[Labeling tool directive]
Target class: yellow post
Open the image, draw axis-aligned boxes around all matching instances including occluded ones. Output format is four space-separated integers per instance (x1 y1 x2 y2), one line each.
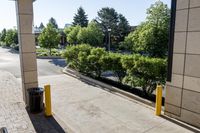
155 85 162 116
44 84 52 116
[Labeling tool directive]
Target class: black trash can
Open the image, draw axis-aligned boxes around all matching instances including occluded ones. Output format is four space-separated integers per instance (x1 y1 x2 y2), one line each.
28 87 44 113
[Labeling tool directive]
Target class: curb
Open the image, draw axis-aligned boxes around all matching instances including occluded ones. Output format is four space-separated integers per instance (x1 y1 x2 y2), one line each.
63 67 155 107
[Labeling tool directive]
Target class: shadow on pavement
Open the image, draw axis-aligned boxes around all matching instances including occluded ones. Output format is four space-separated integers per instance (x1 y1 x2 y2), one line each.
8 48 19 54
160 115 200 133
27 110 66 133
49 59 66 68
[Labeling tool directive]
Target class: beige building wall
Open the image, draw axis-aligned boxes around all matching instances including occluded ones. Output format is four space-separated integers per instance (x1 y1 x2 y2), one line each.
165 0 200 128
15 0 38 105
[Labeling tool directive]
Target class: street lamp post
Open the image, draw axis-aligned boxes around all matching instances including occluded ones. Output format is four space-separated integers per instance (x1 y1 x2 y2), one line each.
108 28 111 51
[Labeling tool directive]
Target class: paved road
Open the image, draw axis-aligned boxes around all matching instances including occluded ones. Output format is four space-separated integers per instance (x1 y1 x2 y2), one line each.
0 47 66 78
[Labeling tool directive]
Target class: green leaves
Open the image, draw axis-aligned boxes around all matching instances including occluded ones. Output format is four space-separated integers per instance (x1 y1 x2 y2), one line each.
97 7 130 47
2 29 18 47
73 7 88 27
63 44 167 95
49 17 58 29
66 25 81 44
121 55 167 95
38 23 60 55
122 1 170 58
64 21 104 46
77 21 104 46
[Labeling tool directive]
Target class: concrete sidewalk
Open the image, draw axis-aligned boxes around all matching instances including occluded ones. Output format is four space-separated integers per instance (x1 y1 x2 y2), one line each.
39 74 199 133
0 71 68 133
0 70 35 132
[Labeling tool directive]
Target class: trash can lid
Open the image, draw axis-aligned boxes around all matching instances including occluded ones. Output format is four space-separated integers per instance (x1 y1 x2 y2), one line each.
28 87 44 95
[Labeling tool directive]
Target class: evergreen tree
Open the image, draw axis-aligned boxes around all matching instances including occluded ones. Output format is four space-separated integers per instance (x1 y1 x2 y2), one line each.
73 7 88 27
97 7 130 48
39 22 45 29
117 14 131 42
49 17 58 29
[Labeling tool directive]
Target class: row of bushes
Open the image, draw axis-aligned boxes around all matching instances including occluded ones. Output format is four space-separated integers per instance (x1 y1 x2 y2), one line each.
36 48 62 57
63 44 167 95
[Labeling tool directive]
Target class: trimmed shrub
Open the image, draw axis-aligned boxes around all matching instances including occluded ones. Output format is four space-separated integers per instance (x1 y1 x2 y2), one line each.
62 44 92 72
87 47 107 77
63 44 167 95
101 53 126 83
36 48 62 56
121 55 166 95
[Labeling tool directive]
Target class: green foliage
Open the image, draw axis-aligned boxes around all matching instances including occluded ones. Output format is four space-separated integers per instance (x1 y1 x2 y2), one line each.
4 29 18 47
63 44 92 72
77 21 104 47
122 1 170 58
117 14 131 42
49 17 58 29
73 7 88 27
38 23 60 55
63 44 167 95
87 48 107 77
66 25 81 44
97 7 130 47
0 29 6 43
121 55 166 95
39 22 45 29
36 48 62 56
101 53 126 82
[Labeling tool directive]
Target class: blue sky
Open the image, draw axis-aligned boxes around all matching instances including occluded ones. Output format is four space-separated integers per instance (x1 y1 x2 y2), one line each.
0 0 171 30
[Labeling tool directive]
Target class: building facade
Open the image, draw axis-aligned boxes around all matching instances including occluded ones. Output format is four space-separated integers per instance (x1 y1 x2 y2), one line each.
165 0 200 128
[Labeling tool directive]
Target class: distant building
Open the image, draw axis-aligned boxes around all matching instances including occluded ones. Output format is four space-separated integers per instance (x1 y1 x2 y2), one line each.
64 23 72 28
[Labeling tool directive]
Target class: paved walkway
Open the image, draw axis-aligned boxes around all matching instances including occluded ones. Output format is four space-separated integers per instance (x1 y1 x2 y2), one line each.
39 74 199 133
0 71 68 133
0 70 35 132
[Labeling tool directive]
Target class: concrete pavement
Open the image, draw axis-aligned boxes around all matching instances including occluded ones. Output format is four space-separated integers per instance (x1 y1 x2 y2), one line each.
0 70 71 133
0 70 35 132
0 47 65 78
39 74 199 133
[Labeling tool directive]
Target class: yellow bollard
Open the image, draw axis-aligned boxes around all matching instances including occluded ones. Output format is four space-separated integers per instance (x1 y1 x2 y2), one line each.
44 84 52 117
155 85 162 116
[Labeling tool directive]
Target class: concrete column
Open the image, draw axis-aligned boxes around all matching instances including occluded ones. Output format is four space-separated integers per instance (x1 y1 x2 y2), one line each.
15 0 38 105
165 0 200 128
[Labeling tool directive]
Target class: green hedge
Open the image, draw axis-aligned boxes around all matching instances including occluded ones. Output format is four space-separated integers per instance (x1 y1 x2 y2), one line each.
63 44 167 95
36 48 62 57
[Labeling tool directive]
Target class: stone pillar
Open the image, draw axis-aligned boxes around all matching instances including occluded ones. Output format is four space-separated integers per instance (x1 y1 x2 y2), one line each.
15 0 38 105
165 0 200 128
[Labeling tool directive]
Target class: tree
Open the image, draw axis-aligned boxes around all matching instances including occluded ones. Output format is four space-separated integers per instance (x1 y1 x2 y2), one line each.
123 1 170 58
49 17 58 29
77 21 104 46
97 7 118 43
0 29 7 43
39 22 45 29
38 23 60 55
96 7 130 48
73 7 88 27
66 25 81 44
117 14 131 42
4 29 18 47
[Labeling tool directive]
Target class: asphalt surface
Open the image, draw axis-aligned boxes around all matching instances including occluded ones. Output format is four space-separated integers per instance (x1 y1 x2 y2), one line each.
0 47 66 78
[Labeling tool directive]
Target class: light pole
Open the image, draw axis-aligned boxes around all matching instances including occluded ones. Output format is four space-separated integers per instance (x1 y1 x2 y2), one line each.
108 28 111 51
